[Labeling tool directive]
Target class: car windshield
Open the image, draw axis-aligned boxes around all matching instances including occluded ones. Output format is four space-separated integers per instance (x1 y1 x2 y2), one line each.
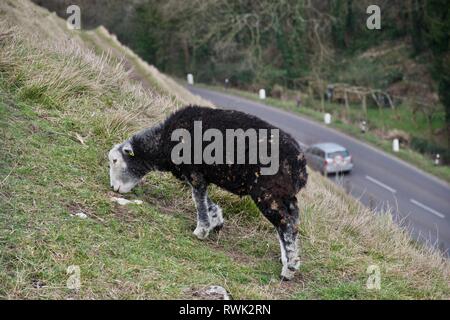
327 150 349 158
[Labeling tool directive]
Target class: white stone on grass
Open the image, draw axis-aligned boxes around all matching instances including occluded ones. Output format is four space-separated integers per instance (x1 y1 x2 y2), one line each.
110 197 143 206
72 212 88 219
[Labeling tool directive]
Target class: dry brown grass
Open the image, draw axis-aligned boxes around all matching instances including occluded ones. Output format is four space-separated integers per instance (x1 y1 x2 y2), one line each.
0 0 168 145
300 171 450 297
91 26 213 107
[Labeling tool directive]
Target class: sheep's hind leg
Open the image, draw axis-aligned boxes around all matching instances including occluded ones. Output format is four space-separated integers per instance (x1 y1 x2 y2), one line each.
277 217 300 280
207 197 224 231
253 195 301 280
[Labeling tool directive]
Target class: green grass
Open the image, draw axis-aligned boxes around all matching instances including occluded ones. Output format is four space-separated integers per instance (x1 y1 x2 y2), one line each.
0 0 449 300
196 83 450 184
0 92 280 299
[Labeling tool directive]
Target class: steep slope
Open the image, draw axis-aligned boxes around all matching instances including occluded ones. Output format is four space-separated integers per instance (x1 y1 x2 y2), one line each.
0 0 449 299
81 26 212 108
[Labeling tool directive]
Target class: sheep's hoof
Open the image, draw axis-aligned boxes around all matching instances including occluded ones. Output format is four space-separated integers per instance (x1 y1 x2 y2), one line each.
280 268 295 281
281 260 300 281
280 275 293 282
213 223 224 232
193 226 210 240
290 259 301 271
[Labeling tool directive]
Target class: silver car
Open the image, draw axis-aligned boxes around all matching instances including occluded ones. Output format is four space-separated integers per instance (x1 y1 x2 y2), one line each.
305 143 353 175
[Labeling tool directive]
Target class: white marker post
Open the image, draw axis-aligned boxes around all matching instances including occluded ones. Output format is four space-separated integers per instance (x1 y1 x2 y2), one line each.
187 74 194 85
435 154 440 166
259 89 266 100
324 113 331 125
392 139 399 152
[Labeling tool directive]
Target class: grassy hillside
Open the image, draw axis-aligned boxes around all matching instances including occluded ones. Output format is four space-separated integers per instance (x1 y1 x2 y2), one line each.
80 26 213 108
0 0 449 299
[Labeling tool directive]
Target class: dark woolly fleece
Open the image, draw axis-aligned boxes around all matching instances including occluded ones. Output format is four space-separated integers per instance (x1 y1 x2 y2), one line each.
120 105 307 227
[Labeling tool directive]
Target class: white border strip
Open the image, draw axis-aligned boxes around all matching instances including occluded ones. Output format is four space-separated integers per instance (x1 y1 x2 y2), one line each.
365 175 397 193
410 199 445 219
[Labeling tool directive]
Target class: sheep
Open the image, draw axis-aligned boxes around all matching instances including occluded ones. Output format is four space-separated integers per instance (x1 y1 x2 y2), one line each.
108 105 308 280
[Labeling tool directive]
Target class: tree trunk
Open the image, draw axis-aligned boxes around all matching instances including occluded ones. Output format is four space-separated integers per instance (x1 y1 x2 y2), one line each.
361 94 367 116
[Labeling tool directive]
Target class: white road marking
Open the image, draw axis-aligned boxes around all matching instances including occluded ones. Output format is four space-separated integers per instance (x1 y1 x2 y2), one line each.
410 199 445 219
365 175 397 193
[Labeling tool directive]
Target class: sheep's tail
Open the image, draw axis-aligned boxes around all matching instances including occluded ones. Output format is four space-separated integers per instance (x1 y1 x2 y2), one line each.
292 153 308 193
288 137 308 193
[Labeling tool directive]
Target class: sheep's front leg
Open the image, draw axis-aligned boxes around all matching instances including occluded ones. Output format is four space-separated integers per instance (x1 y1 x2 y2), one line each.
207 197 224 231
191 184 211 240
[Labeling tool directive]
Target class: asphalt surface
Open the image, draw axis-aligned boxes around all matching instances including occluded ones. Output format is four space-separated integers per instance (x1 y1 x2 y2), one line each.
187 86 450 254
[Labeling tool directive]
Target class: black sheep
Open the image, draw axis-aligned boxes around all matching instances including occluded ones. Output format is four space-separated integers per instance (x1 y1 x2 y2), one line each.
108 105 308 280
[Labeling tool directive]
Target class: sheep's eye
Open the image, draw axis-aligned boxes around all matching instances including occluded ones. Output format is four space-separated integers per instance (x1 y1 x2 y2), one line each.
113 159 117 164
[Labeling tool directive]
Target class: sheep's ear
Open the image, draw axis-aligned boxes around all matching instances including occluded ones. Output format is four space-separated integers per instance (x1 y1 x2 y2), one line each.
122 141 134 157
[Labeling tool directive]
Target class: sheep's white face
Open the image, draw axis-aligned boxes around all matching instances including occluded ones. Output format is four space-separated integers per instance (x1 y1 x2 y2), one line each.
108 143 140 193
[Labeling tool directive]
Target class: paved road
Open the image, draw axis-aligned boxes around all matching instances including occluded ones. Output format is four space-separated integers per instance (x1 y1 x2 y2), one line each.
188 86 450 254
